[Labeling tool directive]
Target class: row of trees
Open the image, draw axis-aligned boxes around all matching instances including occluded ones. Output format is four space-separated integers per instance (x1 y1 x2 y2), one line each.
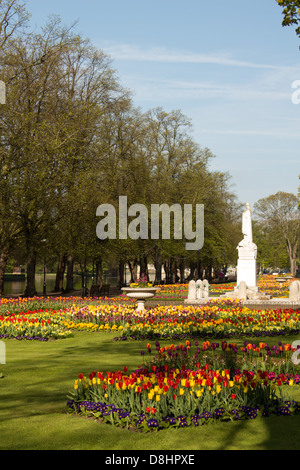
0 1 299 296
253 192 300 276
0 1 243 296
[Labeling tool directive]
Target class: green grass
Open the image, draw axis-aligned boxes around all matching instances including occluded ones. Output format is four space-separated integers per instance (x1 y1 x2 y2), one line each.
1 331 300 450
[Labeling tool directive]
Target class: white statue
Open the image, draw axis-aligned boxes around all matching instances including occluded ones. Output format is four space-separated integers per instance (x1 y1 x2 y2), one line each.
242 203 252 243
236 203 257 290
238 203 257 254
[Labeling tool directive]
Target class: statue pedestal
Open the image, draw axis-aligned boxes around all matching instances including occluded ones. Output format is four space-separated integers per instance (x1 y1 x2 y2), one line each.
236 241 258 291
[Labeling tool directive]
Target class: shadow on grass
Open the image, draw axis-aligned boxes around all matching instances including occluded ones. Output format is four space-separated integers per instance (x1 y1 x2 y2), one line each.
0 332 146 426
2 331 300 450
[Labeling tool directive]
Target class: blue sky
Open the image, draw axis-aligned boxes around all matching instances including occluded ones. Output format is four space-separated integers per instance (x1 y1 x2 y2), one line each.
26 0 300 209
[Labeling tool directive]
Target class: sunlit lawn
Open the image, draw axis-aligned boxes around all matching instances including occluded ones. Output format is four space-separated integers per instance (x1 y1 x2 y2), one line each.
1 330 300 450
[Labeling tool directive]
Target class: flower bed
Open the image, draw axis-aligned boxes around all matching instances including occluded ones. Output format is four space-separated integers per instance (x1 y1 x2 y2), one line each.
2 298 300 341
110 303 300 341
144 339 300 378
2 294 300 432
67 339 300 431
0 308 73 340
209 275 295 297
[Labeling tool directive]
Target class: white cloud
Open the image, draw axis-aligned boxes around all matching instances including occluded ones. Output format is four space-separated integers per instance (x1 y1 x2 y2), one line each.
102 43 300 104
121 75 291 102
103 43 289 70
199 128 300 138
102 43 300 142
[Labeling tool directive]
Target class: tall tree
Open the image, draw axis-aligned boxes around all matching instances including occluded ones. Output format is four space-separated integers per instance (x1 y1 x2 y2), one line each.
0 0 29 49
0 0 30 293
0 16 126 295
276 0 300 37
254 192 300 275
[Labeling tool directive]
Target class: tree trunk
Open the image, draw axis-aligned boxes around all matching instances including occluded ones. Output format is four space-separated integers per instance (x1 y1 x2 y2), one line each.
154 246 162 283
290 248 297 277
155 260 162 283
291 258 297 276
127 260 137 283
187 261 196 281
65 255 74 292
24 252 37 297
172 261 177 283
117 261 124 288
286 238 298 276
164 259 173 284
54 255 67 292
139 255 148 280
0 250 9 295
96 258 104 287
179 259 185 283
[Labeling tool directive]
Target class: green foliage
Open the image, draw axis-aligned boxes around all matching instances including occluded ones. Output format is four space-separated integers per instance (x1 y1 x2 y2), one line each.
276 0 300 37
0 6 241 293
254 192 300 274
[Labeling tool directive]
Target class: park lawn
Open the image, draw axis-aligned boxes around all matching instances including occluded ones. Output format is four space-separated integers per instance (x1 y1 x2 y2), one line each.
1 330 300 450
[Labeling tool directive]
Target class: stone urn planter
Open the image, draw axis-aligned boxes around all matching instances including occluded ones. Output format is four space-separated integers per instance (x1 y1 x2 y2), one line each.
121 287 160 311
